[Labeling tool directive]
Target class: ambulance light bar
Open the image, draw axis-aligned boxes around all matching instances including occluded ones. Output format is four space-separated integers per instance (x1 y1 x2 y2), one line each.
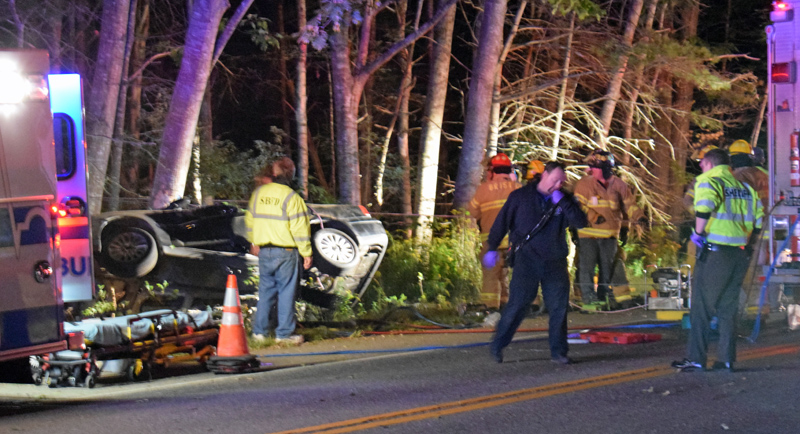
772 1 794 22
0 60 48 104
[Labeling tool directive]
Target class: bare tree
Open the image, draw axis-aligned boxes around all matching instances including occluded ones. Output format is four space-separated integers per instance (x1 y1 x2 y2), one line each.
86 0 132 214
452 0 507 209
149 0 255 209
415 0 456 244
313 0 458 205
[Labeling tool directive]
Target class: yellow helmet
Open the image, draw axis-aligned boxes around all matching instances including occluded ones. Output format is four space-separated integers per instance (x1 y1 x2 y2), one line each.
729 140 752 155
691 144 718 160
526 160 545 179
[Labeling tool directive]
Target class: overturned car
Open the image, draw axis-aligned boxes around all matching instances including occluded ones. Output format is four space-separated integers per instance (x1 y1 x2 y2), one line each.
91 203 389 309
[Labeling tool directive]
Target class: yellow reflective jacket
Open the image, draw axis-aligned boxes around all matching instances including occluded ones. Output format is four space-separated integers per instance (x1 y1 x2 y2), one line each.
467 174 521 247
573 174 643 238
245 182 312 257
694 164 763 246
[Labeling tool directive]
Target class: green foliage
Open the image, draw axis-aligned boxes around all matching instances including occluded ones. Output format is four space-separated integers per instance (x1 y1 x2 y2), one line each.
547 0 604 21
199 137 285 200
81 286 117 318
623 225 682 281
367 216 481 306
239 14 280 52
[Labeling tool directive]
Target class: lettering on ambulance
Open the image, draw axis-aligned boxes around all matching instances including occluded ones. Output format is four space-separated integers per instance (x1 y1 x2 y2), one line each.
61 256 89 276
58 221 89 276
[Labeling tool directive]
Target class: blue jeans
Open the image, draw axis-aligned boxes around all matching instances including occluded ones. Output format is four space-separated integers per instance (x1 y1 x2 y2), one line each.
253 247 300 339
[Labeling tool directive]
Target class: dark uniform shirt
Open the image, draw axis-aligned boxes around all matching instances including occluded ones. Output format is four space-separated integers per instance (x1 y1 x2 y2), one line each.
487 181 588 261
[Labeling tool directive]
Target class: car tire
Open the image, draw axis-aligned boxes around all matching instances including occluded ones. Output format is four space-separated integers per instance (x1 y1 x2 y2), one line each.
100 225 158 278
312 228 359 276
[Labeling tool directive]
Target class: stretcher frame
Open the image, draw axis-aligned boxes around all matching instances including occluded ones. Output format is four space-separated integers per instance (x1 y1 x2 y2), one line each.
31 310 218 388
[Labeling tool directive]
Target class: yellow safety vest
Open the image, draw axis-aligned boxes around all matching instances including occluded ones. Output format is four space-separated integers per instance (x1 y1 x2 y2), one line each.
245 182 312 257
694 165 763 246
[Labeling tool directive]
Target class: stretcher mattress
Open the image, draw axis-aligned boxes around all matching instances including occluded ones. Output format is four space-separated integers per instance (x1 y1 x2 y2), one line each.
63 309 215 346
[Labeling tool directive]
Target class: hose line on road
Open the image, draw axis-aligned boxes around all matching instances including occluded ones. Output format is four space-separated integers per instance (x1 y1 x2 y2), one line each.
260 322 680 358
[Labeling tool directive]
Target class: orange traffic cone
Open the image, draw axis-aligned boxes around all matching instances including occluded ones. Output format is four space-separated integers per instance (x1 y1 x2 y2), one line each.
217 274 250 357
206 274 260 374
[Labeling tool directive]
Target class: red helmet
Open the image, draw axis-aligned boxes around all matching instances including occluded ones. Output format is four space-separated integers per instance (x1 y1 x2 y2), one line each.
489 153 512 168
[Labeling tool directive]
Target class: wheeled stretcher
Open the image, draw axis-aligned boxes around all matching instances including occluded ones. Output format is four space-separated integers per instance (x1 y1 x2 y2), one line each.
31 309 218 388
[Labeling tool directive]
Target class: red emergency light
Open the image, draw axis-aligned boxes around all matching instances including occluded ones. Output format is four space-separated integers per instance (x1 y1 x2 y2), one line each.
772 62 796 83
772 1 794 22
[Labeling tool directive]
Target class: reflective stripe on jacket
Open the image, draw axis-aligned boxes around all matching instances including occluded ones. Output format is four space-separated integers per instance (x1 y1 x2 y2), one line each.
573 174 643 238
467 175 521 247
694 164 763 246
245 182 312 257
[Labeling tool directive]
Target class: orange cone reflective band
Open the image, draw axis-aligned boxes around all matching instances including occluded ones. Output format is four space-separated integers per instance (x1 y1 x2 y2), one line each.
217 274 251 357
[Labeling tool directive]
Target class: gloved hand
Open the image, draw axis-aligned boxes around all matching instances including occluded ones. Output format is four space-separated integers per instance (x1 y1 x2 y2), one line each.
482 251 499 268
618 226 629 246
550 190 565 204
595 215 606 225
690 231 706 248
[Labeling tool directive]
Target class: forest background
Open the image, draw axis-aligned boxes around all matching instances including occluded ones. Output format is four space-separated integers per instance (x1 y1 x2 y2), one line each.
0 0 773 306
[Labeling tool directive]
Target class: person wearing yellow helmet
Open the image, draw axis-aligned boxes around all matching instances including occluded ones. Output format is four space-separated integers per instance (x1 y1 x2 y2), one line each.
729 139 753 156
525 159 545 183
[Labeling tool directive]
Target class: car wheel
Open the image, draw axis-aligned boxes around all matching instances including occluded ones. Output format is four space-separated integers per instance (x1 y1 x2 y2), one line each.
100 225 158 278
313 228 359 276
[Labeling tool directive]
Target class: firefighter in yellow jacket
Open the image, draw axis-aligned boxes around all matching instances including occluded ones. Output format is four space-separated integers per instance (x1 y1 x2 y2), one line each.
467 153 522 309
672 148 763 372
245 157 312 345
573 149 645 306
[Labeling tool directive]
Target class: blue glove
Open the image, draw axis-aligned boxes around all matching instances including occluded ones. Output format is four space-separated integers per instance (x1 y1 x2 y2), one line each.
482 251 499 268
550 190 565 204
690 231 706 248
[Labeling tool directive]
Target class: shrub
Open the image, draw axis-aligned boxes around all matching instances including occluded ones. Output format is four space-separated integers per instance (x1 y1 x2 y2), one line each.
366 216 481 306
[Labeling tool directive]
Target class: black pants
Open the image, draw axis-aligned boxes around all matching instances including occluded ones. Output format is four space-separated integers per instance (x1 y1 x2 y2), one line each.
577 237 618 302
491 256 570 358
688 244 748 366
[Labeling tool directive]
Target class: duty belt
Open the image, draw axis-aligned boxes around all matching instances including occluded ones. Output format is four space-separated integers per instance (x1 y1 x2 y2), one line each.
706 243 745 252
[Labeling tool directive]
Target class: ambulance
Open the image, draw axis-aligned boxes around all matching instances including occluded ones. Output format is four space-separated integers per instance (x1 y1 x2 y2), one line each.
0 50 92 362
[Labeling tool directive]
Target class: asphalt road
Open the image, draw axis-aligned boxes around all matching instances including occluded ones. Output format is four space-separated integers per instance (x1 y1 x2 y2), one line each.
2 310 800 433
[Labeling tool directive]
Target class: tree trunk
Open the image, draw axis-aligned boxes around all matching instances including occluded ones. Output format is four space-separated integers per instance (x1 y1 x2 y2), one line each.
598 0 644 143
149 0 229 209
296 0 309 197
327 0 457 205
127 0 149 141
330 22 362 205
487 1 527 155
668 1 699 217
396 0 422 219
108 0 138 211
452 0 507 210
86 0 132 214
552 12 575 154
277 0 293 156
415 0 456 244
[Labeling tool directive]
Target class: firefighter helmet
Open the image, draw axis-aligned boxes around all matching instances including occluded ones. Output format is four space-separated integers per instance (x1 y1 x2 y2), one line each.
489 153 512 168
691 144 718 160
584 149 615 169
729 140 752 155
526 160 545 179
